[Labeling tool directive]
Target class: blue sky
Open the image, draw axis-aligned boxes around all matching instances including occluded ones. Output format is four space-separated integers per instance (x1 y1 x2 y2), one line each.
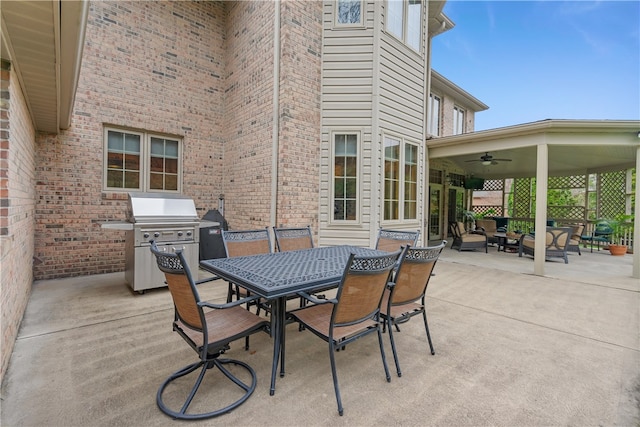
431 1 640 131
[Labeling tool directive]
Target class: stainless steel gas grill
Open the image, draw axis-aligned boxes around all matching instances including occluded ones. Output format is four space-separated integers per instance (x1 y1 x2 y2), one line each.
126 192 201 293
103 192 201 293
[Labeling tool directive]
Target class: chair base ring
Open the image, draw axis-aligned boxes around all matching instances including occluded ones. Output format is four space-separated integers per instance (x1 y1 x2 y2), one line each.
157 358 257 420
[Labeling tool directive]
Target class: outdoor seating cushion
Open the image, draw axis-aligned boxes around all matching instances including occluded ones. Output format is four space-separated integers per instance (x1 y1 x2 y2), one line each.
522 231 569 250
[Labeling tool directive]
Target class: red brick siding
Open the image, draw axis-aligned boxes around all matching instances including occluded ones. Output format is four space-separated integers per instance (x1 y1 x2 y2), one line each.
1 60 37 382
276 1 322 230
34 1 226 279
221 1 275 229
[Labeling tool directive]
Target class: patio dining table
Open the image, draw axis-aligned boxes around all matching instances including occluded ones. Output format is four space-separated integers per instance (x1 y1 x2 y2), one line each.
200 245 387 396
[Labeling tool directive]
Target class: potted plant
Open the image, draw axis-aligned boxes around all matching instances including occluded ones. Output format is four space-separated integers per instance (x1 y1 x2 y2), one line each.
600 214 634 256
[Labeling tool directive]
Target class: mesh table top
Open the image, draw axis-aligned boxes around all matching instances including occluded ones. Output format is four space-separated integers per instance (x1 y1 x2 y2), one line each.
200 245 386 299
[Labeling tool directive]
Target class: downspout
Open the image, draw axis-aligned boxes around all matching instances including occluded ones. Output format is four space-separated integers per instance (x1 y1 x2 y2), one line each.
270 0 281 230
423 21 434 244
370 0 382 246
633 145 640 278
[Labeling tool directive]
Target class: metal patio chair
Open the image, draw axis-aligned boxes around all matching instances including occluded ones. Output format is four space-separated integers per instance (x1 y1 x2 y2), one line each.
289 249 402 416
380 241 446 377
273 225 314 252
150 241 269 420
375 228 420 252
222 227 272 306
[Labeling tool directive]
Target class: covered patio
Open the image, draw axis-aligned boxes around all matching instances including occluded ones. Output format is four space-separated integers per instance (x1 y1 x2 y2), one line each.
2 245 638 426
428 119 640 279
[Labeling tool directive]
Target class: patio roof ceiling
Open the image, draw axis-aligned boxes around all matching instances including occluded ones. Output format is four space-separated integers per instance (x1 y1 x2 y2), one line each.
0 0 88 133
428 119 640 180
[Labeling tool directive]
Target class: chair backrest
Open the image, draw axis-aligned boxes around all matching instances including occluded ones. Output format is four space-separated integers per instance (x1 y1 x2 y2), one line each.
375 229 420 252
332 250 401 327
569 224 585 241
150 242 203 330
475 219 497 233
391 241 446 306
545 227 572 251
594 222 614 237
273 225 314 252
222 228 272 257
448 221 465 238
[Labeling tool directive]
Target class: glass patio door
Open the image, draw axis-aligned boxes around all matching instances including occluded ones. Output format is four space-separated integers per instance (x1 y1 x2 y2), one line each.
429 186 443 240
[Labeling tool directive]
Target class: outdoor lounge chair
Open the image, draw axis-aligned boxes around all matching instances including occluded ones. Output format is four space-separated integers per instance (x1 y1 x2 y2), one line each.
475 219 502 245
380 241 446 377
150 241 269 420
567 223 584 255
518 227 572 264
448 221 488 252
289 250 402 416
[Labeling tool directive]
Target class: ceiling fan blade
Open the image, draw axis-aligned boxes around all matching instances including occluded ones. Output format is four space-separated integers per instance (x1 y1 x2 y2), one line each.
493 158 512 162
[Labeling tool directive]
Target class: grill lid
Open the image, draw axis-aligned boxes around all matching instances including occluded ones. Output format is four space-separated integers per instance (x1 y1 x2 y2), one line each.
127 192 199 223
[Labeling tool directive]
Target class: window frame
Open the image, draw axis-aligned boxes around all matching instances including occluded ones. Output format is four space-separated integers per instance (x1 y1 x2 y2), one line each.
382 133 421 224
330 130 362 224
385 0 423 52
453 106 465 135
103 126 183 193
334 0 365 28
428 93 441 137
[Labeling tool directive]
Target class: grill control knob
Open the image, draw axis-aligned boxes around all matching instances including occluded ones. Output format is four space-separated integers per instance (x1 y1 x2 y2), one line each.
154 232 160 238
177 231 183 237
186 231 192 237
143 232 150 239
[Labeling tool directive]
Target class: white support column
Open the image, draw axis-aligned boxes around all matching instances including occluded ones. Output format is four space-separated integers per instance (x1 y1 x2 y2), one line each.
534 144 549 276
633 145 640 278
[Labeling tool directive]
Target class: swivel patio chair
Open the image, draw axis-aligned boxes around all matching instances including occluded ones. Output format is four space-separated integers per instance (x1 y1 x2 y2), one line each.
448 221 488 252
375 228 420 252
289 249 402 416
519 227 572 264
380 241 446 377
150 241 269 420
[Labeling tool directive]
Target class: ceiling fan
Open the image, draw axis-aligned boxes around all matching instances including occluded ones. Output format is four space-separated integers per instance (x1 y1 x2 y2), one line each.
465 152 512 166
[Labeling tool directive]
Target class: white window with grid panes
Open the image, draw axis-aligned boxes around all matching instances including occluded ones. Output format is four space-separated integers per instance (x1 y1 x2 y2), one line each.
104 127 182 192
335 0 363 26
453 106 465 135
331 131 360 223
386 0 423 51
383 135 419 222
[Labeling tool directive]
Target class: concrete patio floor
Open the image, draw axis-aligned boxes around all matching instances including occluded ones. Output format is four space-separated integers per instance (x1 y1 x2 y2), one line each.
2 244 639 426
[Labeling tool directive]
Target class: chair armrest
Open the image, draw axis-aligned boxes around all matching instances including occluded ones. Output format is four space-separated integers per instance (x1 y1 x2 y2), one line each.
195 276 222 286
298 291 337 305
199 294 262 310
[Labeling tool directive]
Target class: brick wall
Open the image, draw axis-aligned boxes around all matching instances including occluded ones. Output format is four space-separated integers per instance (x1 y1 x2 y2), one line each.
1 60 37 382
32 0 325 278
276 1 322 230
221 1 276 229
34 1 226 279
